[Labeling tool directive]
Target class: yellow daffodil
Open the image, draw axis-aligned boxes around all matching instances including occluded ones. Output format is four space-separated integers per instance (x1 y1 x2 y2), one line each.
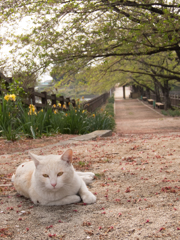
52 104 56 108
4 94 16 101
75 110 77 113
4 95 10 101
9 94 16 101
82 110 85 113
63 104 66 109
54 110 58 114
38 109 43 114
28 104 36 115
58 103 61 107
29 104 35 109
92 114 95 117
65 113 68 116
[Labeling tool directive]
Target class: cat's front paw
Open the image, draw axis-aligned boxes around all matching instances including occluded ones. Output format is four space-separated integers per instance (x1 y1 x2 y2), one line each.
81 191 96 204
87 172 95 178
81 176 94 185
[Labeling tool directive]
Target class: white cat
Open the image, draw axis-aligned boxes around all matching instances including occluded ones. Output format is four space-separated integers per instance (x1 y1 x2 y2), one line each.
11 149 96 206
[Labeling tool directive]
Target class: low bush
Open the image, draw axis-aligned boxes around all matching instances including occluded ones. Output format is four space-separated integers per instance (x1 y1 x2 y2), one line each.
161 110 168 116
0 94 115 141
161 108 180 117
104 103 114 117
0 94 22 141
108 95 114 103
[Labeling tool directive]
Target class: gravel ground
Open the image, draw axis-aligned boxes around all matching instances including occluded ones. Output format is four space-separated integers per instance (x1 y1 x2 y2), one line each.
1 132 180 239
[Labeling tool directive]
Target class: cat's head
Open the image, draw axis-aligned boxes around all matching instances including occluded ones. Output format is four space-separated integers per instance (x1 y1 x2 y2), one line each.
29 149 74 191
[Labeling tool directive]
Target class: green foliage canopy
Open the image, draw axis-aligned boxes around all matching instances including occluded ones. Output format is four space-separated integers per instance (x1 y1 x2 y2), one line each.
1 0 180 75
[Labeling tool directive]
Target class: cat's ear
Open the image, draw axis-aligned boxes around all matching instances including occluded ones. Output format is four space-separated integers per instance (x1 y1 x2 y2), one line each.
29 152 40 167
61 149 72 164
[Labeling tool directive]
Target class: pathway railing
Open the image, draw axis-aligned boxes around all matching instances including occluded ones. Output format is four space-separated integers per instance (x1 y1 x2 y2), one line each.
1 73 115 112
150 92 180 108
24 87 75 111
83 87 115 112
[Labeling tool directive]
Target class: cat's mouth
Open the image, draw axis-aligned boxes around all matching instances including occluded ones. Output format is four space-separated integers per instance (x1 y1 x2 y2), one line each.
51 186 59 191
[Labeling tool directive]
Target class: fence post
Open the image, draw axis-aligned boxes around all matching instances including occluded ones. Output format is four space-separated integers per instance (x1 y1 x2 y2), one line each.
59 96 64 108
28 87 35 105
123 86 126 99
51 94 56 106
66 97 70 109
71 99 76 107
41 91 47 106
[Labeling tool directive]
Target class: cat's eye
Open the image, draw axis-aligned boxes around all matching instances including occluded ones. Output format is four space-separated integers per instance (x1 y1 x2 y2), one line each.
57 172 63 177
42 174 49 178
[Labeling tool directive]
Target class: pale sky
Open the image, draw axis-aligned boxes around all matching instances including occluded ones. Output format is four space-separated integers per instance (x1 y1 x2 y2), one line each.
0 16 53 82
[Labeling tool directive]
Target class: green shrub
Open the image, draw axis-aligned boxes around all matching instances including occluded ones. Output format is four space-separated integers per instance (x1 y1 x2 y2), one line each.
87 112 115 131
161 108 180 117
0 95 22 141
108 95 114 103
18 106 53 138
168 109 180 117
161 110 168 116
105 103 114 117
0 94 115 141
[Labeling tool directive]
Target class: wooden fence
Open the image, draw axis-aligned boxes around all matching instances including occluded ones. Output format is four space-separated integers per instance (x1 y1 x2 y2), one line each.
26 87 114 112
83 87 115 112
83 92 110 112
27 88 115 112
24 87 76 111
1 82 114 113
169 94 180 108
150 92 180 108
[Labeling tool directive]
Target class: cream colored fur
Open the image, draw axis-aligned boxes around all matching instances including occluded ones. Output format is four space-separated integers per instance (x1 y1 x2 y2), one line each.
12 149 96 206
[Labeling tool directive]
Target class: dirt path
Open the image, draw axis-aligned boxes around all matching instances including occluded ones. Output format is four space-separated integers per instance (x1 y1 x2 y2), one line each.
115 98 180 134
1 90 180 239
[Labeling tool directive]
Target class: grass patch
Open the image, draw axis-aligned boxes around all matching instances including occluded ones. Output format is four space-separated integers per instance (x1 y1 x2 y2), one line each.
161 108 180 117
161 110 168 116
94 173 105 179
98 95 115 117
108 95 114 103
74 161 92 171
104 103 114 117
128 112 133 115
104 158 110 162
78 161 86 167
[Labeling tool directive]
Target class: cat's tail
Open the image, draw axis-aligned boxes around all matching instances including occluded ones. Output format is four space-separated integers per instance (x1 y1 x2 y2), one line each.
11 174 15 182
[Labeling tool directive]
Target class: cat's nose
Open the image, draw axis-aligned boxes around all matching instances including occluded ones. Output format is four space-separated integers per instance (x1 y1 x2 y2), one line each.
51 183 57 188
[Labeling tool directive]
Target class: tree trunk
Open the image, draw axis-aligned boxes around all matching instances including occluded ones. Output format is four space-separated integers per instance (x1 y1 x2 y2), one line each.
138 86 144 96
161 81 171 110
146 88 150 99
154 81 161 102
175 46 180 61
163 90 171 110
